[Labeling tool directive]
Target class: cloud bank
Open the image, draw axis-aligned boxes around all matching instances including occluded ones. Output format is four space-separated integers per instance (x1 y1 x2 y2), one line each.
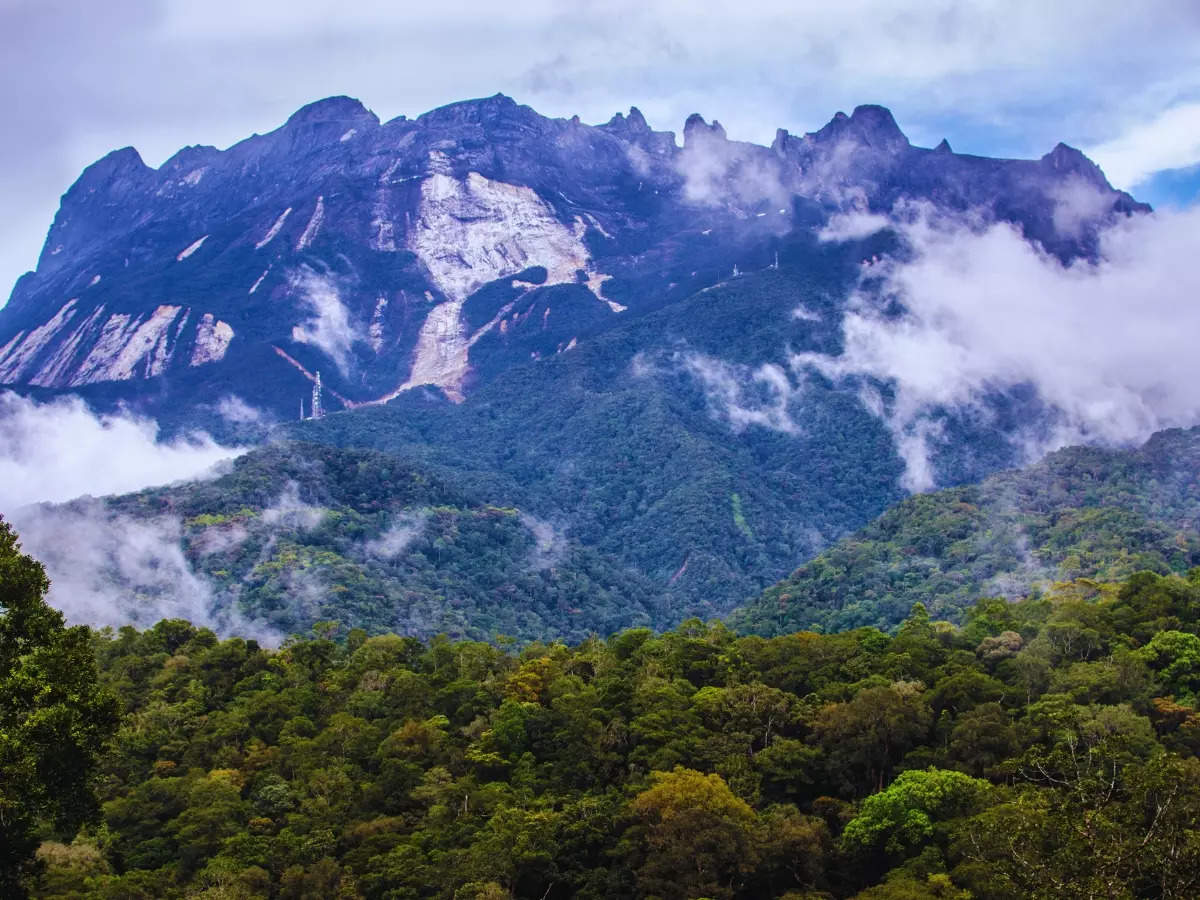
10 501 278 644
0 391 240 510
801 205 1200 489
0 391 269 637
1087 102 1200 192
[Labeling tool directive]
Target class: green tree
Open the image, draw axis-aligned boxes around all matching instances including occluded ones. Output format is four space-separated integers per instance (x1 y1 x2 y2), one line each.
812 682 933 795
629 767 759 900
841 768 990 860
0 518 119 895
1137 630 1200 702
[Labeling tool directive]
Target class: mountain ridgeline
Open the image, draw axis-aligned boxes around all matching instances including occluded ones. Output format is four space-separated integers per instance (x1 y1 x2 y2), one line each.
0 93 1141 421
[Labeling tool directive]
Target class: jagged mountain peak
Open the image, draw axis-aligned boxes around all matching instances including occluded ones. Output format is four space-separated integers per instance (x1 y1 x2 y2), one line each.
161 145 222 172
415 92 533 128
683 113 727 144
810 103 910 151
1041 141 1109 187
285 95 378 127
850 103 902 126
75 146 150 185
602 106 651 135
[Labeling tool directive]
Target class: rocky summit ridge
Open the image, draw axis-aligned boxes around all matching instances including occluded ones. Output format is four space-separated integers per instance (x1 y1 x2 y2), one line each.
0 94 1144 421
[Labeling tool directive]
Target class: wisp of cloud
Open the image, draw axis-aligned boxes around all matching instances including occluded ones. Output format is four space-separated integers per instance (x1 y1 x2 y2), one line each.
0 391 241 509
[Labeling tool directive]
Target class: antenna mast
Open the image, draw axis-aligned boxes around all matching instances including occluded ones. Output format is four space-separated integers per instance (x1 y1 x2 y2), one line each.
311 371 324 419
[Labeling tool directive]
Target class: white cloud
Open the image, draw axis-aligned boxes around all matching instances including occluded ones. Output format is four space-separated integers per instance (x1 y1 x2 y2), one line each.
521 512 567 570
215 394 274 429
0 390 273 638
260 480 326 531
1050 176 1119 238
364 512 427 559
819 210 891 242
675 124 789 210
1086 101 1200 192
799 205 1200 489
9 500 278 644
679 351 803 435
0 391 241 510
289 267 363 375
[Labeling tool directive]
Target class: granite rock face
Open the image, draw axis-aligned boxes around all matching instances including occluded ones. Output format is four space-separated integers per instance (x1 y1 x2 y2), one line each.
0 94 1144 418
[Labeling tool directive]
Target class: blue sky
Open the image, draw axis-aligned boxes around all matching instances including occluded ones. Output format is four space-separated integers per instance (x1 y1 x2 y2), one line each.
2 0 1199 301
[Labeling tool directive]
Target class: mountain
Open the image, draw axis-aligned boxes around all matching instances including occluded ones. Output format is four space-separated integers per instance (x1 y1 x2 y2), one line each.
0 94 1142 421
731 426 1200 636
0 94 1150 625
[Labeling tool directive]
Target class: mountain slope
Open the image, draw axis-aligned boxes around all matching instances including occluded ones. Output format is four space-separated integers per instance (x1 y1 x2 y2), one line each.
730 426 1200 635
284 259 912 618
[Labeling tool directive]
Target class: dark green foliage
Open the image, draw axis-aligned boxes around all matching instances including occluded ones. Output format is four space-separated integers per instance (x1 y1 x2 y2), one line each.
21 568 1200 897
102 441 664 643
0 518 119 896
732 426 1200 636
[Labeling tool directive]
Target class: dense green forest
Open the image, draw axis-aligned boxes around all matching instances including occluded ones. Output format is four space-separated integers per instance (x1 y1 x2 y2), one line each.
93 441 664 643
14 557 1200 897
13 426 1200 897
733 426 1200 636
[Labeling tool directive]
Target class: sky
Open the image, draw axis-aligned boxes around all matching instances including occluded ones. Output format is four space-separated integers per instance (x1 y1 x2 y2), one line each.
2 0 1200 300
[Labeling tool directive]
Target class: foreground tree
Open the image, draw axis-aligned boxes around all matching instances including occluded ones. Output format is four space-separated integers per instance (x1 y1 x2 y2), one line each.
629 767 759 900
0 517 118 896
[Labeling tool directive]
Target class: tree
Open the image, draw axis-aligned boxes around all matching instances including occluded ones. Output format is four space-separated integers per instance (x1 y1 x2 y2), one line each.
0 517 119 895
955 726 1200 898
1137 630 1200 702
841 768 990 861
812 682 933 795
629 767 759 900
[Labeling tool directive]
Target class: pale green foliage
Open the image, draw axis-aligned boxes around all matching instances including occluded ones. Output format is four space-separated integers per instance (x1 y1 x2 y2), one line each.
841 768 990 856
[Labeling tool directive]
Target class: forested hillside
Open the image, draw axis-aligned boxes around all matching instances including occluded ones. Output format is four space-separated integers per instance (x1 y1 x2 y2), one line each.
732 426 1200 636
281 259 917 621
22 569 1200 898
37 421 1200 647
81 441 664 643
